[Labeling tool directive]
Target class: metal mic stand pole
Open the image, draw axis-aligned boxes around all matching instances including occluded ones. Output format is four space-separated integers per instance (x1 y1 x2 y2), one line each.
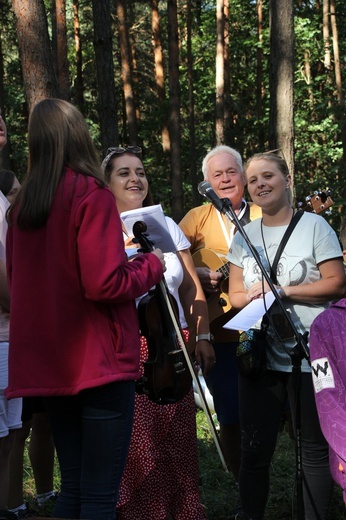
214 196 311 520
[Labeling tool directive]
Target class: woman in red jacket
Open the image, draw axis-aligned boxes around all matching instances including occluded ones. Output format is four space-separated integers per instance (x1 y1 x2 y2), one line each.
6 98 165 520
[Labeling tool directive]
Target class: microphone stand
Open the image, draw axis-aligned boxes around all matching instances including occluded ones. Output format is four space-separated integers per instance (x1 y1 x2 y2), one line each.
206 195 312 520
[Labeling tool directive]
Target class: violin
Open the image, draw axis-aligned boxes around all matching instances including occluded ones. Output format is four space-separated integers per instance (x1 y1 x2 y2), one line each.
133 220 192 405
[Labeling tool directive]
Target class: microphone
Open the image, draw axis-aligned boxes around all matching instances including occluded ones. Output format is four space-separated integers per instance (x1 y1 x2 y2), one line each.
198 181 231 213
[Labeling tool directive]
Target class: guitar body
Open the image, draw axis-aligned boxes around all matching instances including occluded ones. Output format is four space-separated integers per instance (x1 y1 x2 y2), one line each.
192 248 237 334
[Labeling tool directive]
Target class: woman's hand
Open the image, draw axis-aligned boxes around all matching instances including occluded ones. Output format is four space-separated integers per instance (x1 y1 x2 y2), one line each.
247 280 271 301
247 281 284 302
195 266 223 294
152 248 166 272
195 340 216 376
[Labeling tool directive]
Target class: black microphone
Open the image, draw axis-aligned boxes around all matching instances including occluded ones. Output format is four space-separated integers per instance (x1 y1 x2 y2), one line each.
198 181 231 213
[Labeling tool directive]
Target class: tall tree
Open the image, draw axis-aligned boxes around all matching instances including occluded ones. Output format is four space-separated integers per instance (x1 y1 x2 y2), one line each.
12 0 57 110
151 0 169 154
186 0 198 206
51 0 70 100
0 20 10 169
269 0 295 179
115 0 138 145
91 0 118 154
330 0 346 165
223 0 232 146
167 0 184 221
256 0 265 150
215 0 225 144
72 0 84 111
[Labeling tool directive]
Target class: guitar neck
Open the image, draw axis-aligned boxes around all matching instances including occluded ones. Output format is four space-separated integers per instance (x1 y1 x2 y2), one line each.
217 262 230 280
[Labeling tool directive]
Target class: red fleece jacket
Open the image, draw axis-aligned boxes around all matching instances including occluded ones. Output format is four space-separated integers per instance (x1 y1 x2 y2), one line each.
6 169 163 398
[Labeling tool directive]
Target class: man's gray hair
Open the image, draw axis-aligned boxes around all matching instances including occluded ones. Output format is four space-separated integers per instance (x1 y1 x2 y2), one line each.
202 145 243 180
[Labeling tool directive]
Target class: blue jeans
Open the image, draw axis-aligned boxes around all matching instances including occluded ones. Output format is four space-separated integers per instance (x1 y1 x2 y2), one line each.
43 380 135 519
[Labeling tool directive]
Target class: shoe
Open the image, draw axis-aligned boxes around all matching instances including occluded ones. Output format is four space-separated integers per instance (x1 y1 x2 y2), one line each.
235 513 252 520
36 492 58 518
227 495 242 519
16 504 39 518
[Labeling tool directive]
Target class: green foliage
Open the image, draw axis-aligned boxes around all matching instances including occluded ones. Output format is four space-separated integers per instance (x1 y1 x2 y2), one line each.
1 0 346 230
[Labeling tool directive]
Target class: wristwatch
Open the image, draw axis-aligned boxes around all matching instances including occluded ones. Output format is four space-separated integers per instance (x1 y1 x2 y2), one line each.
196 333 214 343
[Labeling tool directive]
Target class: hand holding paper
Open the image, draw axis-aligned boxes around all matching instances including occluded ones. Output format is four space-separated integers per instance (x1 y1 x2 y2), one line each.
223 291 276 331
121 204 176 253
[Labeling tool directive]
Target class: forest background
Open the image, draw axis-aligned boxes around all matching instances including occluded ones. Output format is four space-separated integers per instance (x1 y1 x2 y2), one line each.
0 0 345 231
2 2 346 517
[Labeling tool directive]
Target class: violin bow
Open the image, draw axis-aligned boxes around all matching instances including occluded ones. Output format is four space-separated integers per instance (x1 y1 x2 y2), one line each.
158 282 228 472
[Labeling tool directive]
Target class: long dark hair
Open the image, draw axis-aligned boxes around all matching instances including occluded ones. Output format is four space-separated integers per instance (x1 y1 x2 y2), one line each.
8 98 106 230
0 169 16 197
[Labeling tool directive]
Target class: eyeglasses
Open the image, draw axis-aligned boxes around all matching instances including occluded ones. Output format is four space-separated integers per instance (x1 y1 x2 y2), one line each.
101 146 142 174
106 146 142 156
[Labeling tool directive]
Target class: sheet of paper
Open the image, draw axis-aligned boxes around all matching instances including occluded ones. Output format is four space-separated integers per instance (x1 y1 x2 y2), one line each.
223 291 276 331
121 204 176 253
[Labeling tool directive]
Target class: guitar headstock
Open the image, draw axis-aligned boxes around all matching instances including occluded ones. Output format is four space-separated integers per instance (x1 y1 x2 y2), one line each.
298 189 333 215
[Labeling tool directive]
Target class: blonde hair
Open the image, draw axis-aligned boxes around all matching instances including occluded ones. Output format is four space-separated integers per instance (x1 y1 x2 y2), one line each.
244 152 293 206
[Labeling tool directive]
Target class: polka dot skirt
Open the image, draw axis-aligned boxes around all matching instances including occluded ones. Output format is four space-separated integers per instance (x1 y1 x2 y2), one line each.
116 332 207 520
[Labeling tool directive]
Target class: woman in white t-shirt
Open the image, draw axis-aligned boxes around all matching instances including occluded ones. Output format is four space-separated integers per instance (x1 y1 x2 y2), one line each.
227 152 346 520
102 146 215 520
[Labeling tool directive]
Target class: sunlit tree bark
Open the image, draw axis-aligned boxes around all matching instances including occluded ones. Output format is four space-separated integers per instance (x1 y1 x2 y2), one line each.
215 0 225 144
115 0 138 145
52 0 70 100
12 0 57 109
72 0 84 111
167 0 184 221
256 0 265 149
151 0 170 154
186 0 198 206
269 0 295 179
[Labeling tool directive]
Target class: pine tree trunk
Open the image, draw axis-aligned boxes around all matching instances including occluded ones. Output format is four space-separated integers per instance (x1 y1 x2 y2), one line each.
269 0 295 180
91 0 119 154
72 0 84 111
115 0 138 145
187 0 198 206
167 0 184 221
53 0 70 100
215 0 225 145
12 0 57 109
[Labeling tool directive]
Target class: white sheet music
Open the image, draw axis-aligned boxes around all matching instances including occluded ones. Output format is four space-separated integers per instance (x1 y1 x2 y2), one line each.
121 204 176 253
223 291 276 331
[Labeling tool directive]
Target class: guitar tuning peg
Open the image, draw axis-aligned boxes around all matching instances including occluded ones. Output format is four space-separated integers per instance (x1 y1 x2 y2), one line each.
325 209 332 215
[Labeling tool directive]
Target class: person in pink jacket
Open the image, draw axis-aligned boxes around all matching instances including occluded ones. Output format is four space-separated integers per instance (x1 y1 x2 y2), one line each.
5 98 165 520
310 298 346 504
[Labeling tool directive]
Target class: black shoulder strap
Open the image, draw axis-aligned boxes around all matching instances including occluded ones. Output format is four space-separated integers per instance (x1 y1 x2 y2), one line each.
270 210 304 284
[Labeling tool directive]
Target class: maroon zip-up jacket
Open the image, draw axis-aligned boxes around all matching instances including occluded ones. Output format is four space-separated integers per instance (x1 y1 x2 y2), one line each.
5 168 163 398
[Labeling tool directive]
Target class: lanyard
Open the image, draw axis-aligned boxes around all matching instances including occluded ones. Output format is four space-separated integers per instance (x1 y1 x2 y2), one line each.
216 199 247 248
